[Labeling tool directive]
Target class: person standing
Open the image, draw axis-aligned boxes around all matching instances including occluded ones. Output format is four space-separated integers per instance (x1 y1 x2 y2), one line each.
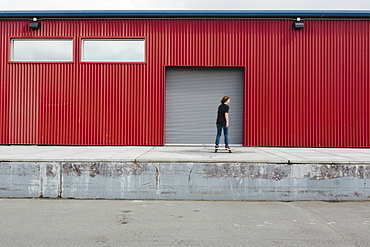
215 96 230 150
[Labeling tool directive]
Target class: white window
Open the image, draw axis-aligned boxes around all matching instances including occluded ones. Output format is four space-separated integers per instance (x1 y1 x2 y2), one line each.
82 39 145 62
12 39 73 62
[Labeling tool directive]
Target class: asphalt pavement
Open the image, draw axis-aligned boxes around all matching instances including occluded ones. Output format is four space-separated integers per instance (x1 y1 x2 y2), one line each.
1 199 369 247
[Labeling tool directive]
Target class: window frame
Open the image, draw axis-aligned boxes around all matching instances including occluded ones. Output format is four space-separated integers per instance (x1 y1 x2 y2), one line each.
80 37 146 64
9 37 75 63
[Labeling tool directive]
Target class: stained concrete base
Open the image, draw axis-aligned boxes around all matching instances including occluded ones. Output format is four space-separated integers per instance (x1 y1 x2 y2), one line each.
1 146 370 200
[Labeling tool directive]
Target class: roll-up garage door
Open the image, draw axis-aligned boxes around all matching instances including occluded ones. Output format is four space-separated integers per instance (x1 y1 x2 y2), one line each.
166 67 244 145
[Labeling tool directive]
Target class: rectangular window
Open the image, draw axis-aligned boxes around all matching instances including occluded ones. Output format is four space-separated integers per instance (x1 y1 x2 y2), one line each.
82 39 145 62
12 39 73 62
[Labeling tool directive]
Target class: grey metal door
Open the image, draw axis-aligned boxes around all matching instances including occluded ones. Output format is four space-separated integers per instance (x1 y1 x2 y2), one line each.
166 67 244 145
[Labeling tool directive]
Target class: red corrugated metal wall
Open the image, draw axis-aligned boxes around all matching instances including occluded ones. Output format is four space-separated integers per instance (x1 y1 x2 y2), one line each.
0 19 369 146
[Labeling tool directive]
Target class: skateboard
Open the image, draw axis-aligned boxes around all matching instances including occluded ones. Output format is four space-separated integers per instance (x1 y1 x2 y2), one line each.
214 147 233 153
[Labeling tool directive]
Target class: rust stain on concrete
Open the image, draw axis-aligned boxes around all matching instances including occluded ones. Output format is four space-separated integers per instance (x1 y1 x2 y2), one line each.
62 163 149 178
203 163 370 181
63 164 83 176
46 164 57 177
203 164 289 181
12 163 40 177
310 164 370 180
203 163 247 178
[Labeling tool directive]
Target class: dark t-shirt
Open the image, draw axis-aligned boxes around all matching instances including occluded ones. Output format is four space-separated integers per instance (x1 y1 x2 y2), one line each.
216 103 229 126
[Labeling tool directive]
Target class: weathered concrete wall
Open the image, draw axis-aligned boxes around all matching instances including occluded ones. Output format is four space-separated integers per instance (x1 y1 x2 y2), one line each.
61 162 157 199
1 162 370 201
0 162 60 198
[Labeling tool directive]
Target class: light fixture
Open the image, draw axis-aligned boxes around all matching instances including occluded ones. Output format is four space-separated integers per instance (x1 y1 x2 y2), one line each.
293 17 304 31
29 17 41 30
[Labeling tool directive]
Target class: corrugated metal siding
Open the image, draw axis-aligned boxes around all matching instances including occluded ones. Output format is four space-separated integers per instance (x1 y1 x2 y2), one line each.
245 19 370 147
0 19 369 146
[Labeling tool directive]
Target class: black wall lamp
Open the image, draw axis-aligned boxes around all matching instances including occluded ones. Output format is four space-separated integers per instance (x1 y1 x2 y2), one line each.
293 17 304 31
29 17 41 30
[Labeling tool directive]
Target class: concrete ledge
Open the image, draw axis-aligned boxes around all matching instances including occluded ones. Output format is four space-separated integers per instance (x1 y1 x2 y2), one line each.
2 146 370 164
1 161 370 201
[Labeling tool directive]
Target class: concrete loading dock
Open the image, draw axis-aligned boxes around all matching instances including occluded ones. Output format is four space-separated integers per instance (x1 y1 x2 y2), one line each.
1 146 369 201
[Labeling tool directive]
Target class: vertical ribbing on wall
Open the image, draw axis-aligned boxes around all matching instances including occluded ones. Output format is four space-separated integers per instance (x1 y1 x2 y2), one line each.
0 18 369 146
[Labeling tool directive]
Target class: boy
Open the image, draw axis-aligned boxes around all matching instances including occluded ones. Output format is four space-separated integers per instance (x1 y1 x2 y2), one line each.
215 96 230 150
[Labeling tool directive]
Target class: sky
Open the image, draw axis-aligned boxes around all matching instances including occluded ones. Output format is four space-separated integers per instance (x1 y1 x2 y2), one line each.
1 0 370 10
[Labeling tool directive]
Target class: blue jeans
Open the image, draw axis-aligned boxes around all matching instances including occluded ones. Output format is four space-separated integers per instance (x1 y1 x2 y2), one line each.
215 124 229 147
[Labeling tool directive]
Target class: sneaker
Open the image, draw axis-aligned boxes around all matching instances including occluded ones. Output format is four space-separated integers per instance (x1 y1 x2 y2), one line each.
225 146 231 150
215 146 219 149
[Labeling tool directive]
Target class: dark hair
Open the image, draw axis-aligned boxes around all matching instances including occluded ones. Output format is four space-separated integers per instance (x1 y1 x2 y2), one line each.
220 96 230 104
